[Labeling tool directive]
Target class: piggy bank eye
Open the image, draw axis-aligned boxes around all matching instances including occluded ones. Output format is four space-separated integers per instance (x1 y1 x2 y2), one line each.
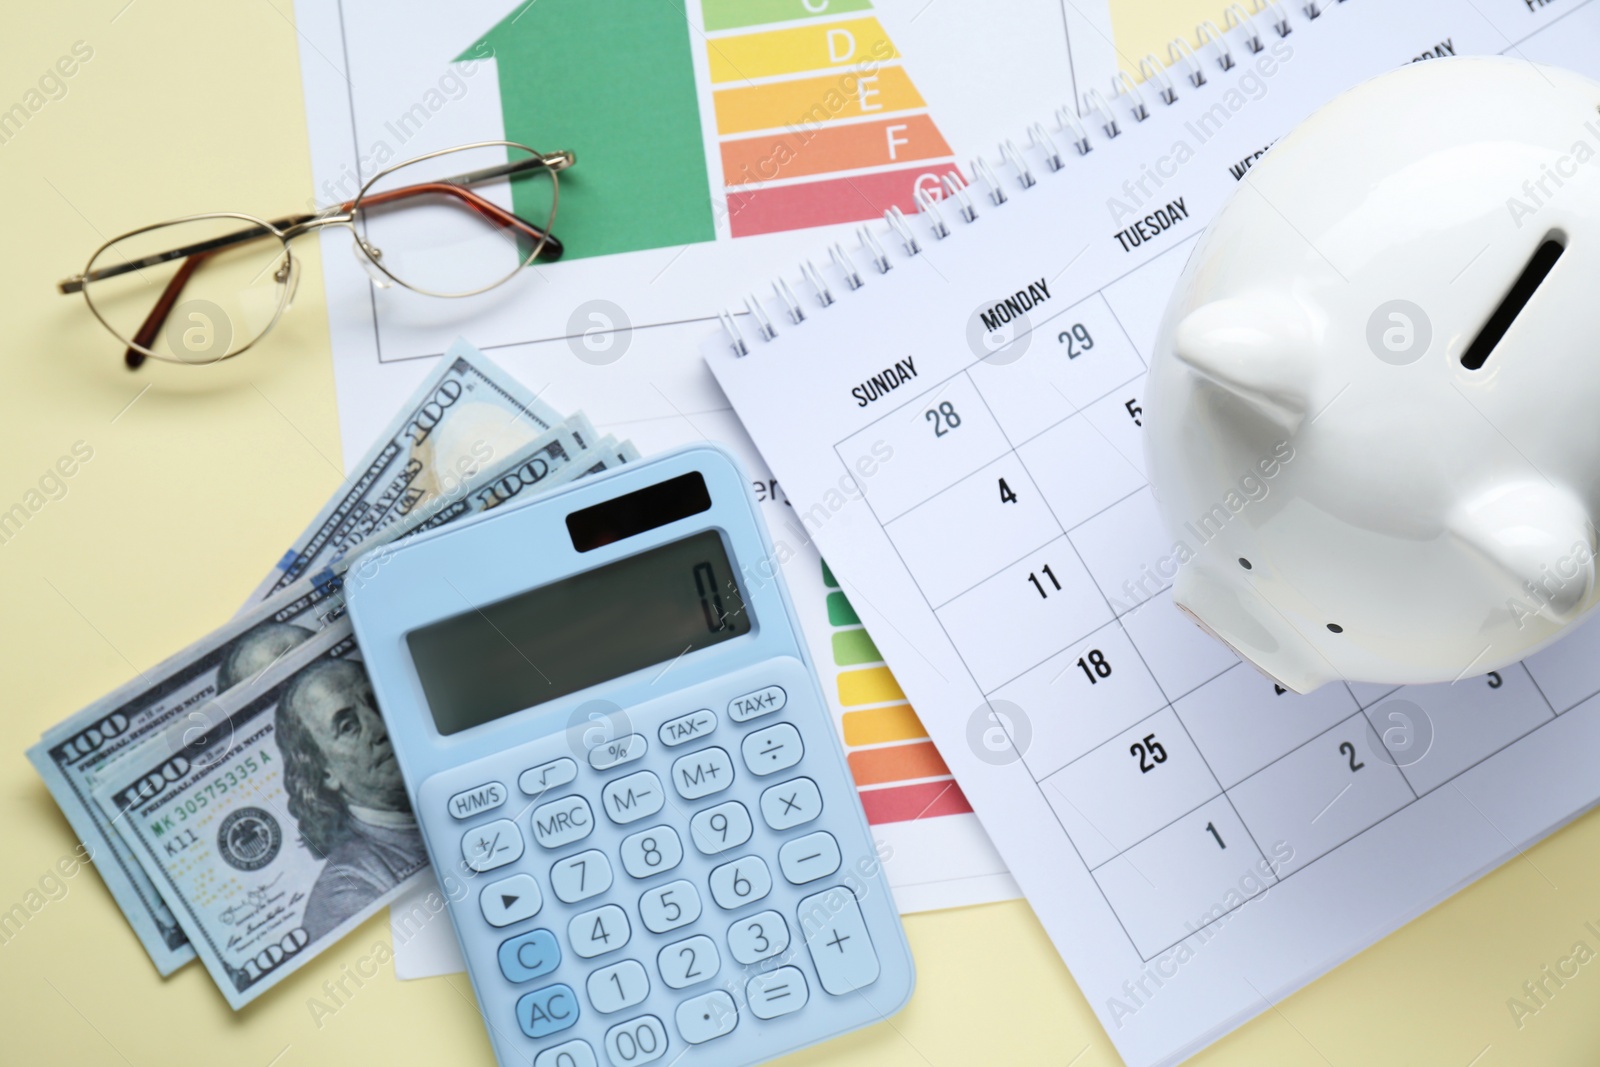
1326 623 1344 634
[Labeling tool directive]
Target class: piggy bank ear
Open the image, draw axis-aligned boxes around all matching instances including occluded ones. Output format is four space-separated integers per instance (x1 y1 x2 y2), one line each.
1450 483 1597 624
1172 295 1317 431
1173 565 1337 694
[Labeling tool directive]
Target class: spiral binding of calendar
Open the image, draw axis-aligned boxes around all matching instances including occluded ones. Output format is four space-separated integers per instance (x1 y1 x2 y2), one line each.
719 0 1342 357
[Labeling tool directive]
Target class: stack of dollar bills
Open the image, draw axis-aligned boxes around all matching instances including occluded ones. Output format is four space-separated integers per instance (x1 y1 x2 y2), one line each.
26 339 638 1008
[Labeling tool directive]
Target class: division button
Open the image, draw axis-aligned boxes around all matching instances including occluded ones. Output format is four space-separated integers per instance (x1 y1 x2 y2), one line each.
798 886 881 995
461 818 524 873
447 780 506 820
519 757 578 798
728 685 786 722
675 989 738 1044
778 831 841 885
740 722 804 776
745 965 809 1020
659 709 717 747
480 872 542 927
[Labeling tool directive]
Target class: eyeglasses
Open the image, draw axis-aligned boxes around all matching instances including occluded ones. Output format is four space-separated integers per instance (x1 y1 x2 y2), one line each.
58 140 571 369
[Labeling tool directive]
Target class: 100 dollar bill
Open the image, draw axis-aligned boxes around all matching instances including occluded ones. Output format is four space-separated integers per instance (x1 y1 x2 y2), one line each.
93 624 423 1009
249 337 565 604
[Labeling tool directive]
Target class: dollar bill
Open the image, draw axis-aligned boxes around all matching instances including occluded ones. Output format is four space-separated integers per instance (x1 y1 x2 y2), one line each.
248 337 565 604
26 579 345 974
92 623 425 1009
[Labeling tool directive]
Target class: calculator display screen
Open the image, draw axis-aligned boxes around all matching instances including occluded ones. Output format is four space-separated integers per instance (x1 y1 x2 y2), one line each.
407 529 753 735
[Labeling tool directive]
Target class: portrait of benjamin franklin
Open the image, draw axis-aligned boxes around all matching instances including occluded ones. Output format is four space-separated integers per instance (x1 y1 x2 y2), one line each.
216 620 314 692
275 657 426 940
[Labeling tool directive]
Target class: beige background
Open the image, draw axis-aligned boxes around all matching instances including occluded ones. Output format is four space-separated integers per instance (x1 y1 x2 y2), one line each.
4 1 1600 1063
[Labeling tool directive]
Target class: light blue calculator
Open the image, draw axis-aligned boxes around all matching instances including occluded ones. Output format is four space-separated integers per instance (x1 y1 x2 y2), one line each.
345 444 914 1067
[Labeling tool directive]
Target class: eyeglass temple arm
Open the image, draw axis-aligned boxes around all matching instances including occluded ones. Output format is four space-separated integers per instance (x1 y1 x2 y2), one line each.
121 250 217 369
59 155 571 293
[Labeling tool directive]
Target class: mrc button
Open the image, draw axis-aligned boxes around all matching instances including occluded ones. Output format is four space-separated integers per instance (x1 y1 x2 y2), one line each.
728 685 786 722
531 795 595 849
448 781 507 820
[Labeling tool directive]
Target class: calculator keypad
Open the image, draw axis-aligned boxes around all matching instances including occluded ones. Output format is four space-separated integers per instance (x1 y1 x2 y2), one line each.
422 661 909 1067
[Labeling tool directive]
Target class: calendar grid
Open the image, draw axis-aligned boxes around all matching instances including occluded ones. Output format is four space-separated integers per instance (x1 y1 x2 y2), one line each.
829 279 1597 962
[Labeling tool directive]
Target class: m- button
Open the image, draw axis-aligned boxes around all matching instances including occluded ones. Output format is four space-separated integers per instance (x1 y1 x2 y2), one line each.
530 795 595 849
448 780 507 821
728 685 786 723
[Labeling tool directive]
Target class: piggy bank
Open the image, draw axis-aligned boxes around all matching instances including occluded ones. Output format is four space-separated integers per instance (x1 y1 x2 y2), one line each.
1145 57 1600 693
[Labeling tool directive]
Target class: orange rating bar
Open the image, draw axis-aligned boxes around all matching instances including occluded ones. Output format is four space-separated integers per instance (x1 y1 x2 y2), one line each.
848 740 949 787
721 115 950 186
712 66 925 135
841 703 926 746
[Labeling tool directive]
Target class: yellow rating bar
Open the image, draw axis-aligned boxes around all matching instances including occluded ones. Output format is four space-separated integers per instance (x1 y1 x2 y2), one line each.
707 17 898 83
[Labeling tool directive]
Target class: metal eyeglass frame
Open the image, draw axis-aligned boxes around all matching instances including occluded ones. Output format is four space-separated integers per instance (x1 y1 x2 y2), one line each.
57 140 573 369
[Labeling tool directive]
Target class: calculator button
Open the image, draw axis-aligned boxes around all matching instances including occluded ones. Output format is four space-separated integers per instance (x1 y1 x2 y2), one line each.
461 818 524 873
586 959 650 1014
447 780 506 820
708 856 773 910
519 757 578 798
604 1015 668 1066
779 831 842 885
728 684 786 722
601 771 664 825
657 934 720 989
532 795 595 849
726 910 789 964
535 1040 597 1067
741 723 804 776
639 880 701 935
688 801 753 855
570 904 631 958
515 982 580 1039
589 733 648 770
670 747 734 801
675 990 738 1044
480 873 542 927
551 850 613 904
760 777 823 830
619 826 684 879
659 709 716 747
799 886 881 995
746 965 809 1020
498 928 561 983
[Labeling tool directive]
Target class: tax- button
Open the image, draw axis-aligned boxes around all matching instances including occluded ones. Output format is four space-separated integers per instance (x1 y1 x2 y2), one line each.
531 795 594 849
760 777 822 830
659 709 716 747
461 818 524 873
601 771 664 825
779 831 841 884
741 723 803 776
799 887 881 995
728 684 786 722
589 733 648 770
516 982 579 1039
671 747 734 800
448 780 506 820
498 928 560 983
481 873 542 927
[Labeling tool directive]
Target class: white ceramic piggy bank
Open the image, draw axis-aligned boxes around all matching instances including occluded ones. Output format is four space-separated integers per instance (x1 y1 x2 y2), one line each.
1146 57 1600 693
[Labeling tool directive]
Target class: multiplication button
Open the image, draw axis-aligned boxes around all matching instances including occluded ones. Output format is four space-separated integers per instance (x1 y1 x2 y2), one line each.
461 818 523 873
741 723 803 776
760 777 822 830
